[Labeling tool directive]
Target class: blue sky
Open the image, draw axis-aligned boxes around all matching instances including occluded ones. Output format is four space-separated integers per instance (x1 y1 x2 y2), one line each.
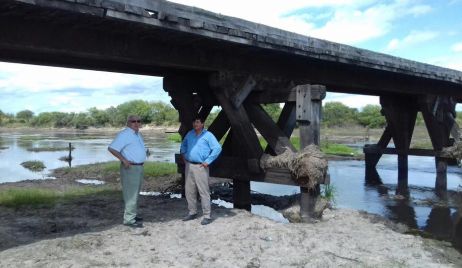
1 0 462 114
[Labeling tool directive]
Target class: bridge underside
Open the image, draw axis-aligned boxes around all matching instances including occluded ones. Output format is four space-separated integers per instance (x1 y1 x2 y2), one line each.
1 1 461 98
1 0 462 218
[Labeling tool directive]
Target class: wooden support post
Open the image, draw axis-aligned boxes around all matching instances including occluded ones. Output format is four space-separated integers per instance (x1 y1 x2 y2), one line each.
264 102 296 155
230 75 256 109
68 142 72 168
295 84 326 221
164 75 208 197
207 110 230 142
212 73 264 211
380 95 417 196
419 95 454 194
364 127 391 185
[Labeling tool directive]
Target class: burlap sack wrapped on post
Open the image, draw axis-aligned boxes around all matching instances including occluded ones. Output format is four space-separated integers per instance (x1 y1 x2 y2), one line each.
440 141 462 164
260 144 328 189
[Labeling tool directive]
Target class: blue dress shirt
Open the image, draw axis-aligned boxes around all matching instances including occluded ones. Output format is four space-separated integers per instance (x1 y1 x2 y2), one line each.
180 129 222 165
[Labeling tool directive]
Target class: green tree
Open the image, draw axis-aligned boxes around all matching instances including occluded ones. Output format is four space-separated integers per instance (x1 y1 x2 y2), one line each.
357 104 386 128
322 102 358 127
30 112 54 127
149 101 178 125
88 107 110 127
116 100 152 125
16 110 34 123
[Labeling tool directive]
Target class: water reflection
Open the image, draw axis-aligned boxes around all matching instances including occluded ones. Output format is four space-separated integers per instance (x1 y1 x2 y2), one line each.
252 159 462 251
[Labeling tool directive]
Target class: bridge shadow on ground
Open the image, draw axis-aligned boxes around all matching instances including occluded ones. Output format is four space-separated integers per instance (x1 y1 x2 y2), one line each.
0 192 237 251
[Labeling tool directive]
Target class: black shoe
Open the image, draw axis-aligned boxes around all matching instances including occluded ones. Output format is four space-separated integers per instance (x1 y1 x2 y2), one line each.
182 214 197 221
200 218 213 225
135 216 143 222
124 220 143 228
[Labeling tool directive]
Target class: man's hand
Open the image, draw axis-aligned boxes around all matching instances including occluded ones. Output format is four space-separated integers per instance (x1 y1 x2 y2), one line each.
122 159 131 169
200 162 208 168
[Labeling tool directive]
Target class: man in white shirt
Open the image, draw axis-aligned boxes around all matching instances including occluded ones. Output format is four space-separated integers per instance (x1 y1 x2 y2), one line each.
108 115 146 228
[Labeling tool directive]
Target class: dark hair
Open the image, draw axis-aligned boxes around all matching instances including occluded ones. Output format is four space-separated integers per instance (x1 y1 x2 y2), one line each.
193 117 204 123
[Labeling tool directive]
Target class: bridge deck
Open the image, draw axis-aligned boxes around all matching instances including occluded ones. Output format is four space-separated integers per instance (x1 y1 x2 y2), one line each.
1 0 462 96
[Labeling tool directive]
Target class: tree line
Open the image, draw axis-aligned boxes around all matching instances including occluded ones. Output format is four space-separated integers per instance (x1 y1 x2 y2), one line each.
1 100 461 129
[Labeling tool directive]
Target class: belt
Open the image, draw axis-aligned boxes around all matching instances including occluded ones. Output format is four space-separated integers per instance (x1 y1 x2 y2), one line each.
188 161 202 165
129 162 144 166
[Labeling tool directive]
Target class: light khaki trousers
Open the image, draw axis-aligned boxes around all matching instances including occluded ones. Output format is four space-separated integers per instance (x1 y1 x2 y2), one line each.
120 164 144 224
185 162 211 218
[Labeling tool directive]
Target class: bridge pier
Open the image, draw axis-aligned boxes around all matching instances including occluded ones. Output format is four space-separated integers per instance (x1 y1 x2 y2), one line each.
364 94 458 195
380 95 418 195
295 85 326 221
167 71 328 217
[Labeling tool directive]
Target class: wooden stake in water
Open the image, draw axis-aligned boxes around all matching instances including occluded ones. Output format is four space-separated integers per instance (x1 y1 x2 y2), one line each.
68 142 72 168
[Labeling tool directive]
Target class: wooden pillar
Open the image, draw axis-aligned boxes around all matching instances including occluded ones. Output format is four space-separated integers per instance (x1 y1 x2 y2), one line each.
211 72 263 211
364 127 392 185
295 84 326 221
419 95 454 194
380 95 417 196
164 75 213 197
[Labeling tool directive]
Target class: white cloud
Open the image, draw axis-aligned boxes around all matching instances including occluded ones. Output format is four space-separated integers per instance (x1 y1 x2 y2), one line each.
452 42 462 52
170 0 431 45
386 31 438 51
426 54 462 72
325 93 379 108
407 5 432 16
0 62 162 93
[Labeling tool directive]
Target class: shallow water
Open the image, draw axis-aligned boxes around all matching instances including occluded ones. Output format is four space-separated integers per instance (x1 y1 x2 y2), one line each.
251 157 462 248
0 130 178 183
1 130 461 248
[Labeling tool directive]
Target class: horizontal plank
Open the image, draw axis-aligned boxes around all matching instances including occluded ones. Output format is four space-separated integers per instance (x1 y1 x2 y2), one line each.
363 145 455 158
174 154 327 185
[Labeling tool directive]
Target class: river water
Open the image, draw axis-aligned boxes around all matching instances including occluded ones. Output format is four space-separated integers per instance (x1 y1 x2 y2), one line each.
1 129 461 248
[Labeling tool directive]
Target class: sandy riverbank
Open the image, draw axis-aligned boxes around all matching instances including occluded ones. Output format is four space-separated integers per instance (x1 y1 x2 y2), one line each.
1 184 462 267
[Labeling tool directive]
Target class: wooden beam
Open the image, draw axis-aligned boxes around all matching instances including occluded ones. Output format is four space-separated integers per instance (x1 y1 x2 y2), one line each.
296 85 326 147
213 87 263 162
206 110 230 142
419 95 452 193
230 75 256 109
363 146 455 158
245 103 296 155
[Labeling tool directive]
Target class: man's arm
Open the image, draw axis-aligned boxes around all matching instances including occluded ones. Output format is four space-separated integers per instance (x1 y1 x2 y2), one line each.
202 134 222 167
180 133 188 163
108 147 130 168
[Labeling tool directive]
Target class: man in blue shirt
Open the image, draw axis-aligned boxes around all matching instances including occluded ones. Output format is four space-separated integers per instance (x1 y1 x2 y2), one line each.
180 117 222 225
108 115 146 228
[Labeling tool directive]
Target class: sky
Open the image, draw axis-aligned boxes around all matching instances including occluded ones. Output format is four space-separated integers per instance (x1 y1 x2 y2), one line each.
1 0 462 114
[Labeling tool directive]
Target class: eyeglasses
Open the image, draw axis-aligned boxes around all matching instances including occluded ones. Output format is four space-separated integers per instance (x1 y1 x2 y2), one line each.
130 120 141 123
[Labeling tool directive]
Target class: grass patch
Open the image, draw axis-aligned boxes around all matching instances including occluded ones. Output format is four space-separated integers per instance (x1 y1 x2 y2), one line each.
168 132 358 156
259 136 359 156
0 186 118 208
321 142 358 156
0 146 8 150
18 135 44 141
321 184 336 203
167 133 182 143
411 140 433 149
53 161 177 182
20 160 46 172
27 146 75 152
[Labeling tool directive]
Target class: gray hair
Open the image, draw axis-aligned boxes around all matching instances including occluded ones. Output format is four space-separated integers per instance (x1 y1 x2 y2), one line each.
126 115 141 126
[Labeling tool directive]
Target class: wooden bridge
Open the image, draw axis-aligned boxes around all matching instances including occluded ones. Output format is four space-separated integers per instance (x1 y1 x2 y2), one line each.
2 0 462 218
